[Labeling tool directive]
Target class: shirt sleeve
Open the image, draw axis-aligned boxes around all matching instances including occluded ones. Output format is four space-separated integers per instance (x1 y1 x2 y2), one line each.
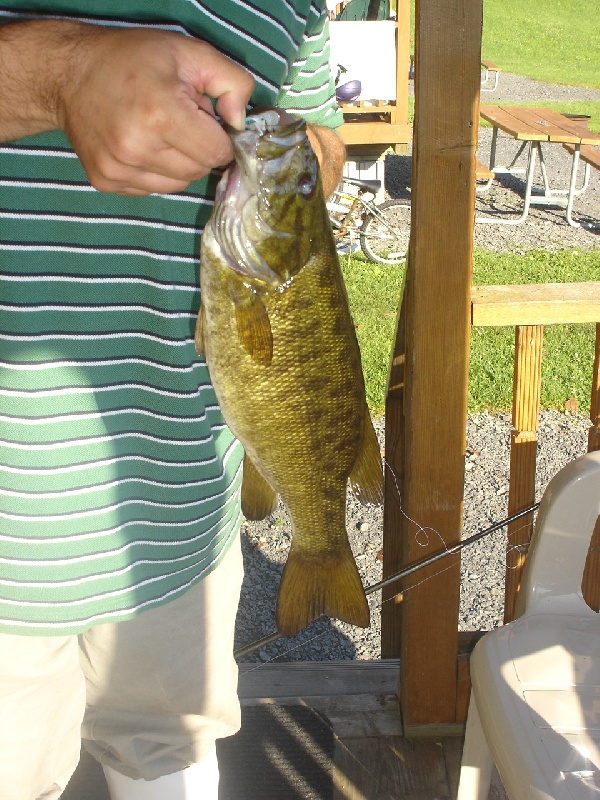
276 4 344 129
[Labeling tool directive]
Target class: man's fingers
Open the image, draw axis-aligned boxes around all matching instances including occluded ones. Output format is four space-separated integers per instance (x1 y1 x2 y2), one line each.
86 145 222 195
163 99 235 169
183 42 254 131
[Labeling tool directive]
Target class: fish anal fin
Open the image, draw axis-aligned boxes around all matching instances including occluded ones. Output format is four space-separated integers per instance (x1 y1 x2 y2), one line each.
194 306 206 356
349 407 384 507
275 543 370 637
235 295 273 366
241 454 278 521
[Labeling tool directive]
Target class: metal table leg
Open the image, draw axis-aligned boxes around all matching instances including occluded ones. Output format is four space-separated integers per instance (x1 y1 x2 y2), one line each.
476 140 538 225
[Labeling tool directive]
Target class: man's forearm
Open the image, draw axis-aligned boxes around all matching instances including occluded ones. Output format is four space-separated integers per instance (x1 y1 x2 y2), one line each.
307 124 346 198
0 20 89 142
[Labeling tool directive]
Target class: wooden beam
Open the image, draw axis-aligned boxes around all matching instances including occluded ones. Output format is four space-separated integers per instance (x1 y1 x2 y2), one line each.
382 294 407 659
337 121 411 146
388 0 482 728
394 0 410 129
472 282 600 327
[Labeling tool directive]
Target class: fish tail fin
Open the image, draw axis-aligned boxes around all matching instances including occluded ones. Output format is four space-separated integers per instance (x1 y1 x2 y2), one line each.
276 542 370 636
349 406 384 507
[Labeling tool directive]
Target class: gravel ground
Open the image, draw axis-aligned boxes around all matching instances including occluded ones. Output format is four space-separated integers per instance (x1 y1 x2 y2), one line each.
235 72 599 664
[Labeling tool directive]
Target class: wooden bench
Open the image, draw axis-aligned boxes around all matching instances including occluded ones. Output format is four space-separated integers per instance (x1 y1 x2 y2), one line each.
476 160 495 181
475 159 495 192
480 59 501 91
563 142 600 173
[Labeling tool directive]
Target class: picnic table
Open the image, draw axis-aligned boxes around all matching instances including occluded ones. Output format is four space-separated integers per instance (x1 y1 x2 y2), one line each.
476 105 600 227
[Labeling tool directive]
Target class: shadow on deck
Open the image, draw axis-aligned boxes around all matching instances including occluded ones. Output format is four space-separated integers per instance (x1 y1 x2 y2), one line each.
62 660 507 800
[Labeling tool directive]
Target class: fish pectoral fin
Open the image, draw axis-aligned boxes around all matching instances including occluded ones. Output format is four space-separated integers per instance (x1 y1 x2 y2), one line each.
194 306 206 356
349 407 384 506
241 454 278 521
235 295 273 366
275 542 370 637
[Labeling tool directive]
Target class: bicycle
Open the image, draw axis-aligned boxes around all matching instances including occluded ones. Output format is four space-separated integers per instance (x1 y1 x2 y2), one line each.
326 176 411 265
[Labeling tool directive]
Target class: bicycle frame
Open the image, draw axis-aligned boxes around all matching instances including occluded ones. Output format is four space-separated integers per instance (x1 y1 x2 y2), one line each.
328 187 375 237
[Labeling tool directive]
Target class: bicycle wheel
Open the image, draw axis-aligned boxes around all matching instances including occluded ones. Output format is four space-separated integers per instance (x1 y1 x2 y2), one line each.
360 200 411 265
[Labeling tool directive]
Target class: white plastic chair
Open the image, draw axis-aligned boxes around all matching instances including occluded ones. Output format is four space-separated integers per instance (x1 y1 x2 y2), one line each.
458 450 600 800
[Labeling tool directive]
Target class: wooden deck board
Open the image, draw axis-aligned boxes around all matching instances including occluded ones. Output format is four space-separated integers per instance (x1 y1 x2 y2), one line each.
62 661 509 799
334 736 452 799
238 659 401 700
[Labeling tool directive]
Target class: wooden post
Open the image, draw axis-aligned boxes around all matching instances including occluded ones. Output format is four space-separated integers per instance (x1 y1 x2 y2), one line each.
382 295 406 658
504 325 544 623
582 323 600 609
382 0 482 730
392 0 410 154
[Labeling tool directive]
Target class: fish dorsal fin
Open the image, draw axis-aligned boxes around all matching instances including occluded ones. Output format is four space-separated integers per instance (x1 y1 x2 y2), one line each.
349 407 384 506
194 305 206 356
235 293 273 366
241 453 278 520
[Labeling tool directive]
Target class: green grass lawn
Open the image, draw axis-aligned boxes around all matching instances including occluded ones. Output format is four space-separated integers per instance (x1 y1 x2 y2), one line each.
342 251 598 416
368 1 599 419
481 0 600 89
407 0 599 89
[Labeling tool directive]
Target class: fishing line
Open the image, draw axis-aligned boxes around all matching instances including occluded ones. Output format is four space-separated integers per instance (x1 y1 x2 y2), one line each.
234 502 539 661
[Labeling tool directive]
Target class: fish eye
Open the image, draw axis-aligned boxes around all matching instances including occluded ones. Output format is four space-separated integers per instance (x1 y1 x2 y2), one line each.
297 173 316 199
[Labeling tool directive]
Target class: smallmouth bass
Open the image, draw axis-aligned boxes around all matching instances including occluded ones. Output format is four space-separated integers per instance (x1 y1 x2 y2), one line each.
196 108 383 636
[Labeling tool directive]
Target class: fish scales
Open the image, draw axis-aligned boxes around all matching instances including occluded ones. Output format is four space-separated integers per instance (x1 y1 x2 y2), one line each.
197 109 383 636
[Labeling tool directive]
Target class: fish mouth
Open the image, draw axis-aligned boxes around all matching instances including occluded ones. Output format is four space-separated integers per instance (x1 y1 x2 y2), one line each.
206 109 309 286
209 162 280 284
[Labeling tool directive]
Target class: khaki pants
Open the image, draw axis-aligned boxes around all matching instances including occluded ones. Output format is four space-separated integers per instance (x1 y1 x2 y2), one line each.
0 540 243 800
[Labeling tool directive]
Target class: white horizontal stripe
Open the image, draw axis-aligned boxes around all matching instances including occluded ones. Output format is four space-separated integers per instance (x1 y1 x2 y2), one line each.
0 471 231 499
0 423 225 452
180 0 294 60
298 62 331 79
291 40 328 68
0 331 194 345
281 95 341 116
0 210 202 233
0 273 197 290
0 521 241 627
0 447 241 530
0 9 186 34
0 179 95 192
0 244 196 262
0 147 77 158
0 479 231 522
0 510 237 587
0 180 210 205
0 452 217 476
210 0 299 47
0 381 204 399
0 302 195 319
0 404 214 426
283 80 334 97
1 499 237 570
0 357 203 372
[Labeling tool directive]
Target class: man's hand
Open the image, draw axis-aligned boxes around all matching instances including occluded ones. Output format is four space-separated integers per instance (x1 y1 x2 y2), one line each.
0 22 255 195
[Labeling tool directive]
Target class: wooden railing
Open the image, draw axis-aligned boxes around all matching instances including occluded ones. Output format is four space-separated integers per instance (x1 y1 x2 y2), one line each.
471 282 600 623
383 281 600 731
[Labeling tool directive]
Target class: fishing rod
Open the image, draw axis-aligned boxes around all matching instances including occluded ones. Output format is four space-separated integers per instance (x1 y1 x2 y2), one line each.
234 502 539 660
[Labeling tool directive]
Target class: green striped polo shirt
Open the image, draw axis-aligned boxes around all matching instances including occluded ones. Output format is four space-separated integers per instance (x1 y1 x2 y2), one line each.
0 0 343 634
